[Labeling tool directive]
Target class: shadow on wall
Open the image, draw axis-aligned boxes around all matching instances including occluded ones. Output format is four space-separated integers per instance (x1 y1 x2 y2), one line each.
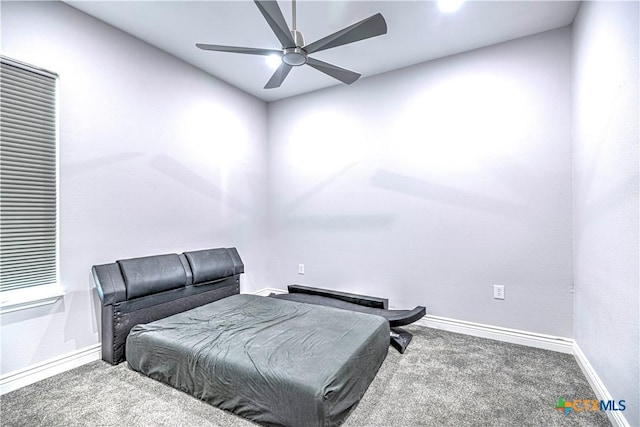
282 162 359 213
149 154 250 217
284 214 395 230
63 152 145 177
275 162 396 231
0 298 66 369
61 289 99 353
0 299 66 326
370 168 556 224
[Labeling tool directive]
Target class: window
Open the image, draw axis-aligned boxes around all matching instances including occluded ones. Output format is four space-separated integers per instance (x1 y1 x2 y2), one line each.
1 56 58 294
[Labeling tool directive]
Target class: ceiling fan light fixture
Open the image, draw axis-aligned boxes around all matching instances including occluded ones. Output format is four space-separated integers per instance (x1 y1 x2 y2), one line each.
282 47 308 66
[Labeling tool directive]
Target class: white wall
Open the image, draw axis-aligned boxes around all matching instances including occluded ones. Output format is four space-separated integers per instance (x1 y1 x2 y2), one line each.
572 2 639 425
267 28 573 337
0 1 268 374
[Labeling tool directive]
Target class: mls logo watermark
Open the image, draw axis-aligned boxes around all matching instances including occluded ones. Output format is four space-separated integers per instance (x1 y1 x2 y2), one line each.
555 397 626 415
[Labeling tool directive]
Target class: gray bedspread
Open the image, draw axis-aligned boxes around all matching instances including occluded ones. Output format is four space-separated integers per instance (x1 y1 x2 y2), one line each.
126 294 389 426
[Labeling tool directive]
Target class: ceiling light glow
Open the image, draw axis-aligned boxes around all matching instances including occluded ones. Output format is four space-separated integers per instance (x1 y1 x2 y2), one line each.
438 0 465 13
265 54 282 69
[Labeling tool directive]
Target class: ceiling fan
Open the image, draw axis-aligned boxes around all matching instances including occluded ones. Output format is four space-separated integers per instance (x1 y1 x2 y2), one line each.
196 0 387 89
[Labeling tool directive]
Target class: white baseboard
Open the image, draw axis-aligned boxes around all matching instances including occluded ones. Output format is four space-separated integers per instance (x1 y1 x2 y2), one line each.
0 343 101 396
249 287 287 296
573 343 630 427
415 315 574 354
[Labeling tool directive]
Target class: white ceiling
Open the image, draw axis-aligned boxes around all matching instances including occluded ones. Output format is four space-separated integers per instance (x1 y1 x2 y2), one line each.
66 0 580 102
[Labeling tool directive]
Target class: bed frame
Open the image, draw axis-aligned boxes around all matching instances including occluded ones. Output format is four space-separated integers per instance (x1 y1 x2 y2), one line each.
92 247 243 365
93 248 392 426
271 284 426 353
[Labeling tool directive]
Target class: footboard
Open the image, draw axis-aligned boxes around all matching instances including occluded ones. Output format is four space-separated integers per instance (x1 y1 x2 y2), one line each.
92 247 243 365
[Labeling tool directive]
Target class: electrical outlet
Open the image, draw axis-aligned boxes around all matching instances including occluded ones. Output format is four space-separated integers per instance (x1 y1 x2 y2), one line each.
298 264 304 275
493 285 505 300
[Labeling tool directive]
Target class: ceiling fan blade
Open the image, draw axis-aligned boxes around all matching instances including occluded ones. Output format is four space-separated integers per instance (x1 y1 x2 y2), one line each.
196 44 282 56
254 1 296 49
265 62 293 89
304 13 387 54
306 57 361 85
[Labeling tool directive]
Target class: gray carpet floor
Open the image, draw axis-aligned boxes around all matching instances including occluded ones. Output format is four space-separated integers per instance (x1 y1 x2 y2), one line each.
1 325 611 426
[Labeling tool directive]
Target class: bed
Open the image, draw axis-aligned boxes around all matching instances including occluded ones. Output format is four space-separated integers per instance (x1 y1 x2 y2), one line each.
93 248 389 427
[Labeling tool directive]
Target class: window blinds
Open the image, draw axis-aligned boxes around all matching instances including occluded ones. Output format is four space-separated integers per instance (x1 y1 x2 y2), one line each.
0 57 58 292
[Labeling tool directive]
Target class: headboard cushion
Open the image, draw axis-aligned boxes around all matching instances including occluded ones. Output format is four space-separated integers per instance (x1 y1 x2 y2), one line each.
118 253 187 300
93 247 243 364
185 248 244 285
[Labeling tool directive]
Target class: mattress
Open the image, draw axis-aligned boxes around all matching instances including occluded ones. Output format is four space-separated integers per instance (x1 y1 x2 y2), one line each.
126 294 389 426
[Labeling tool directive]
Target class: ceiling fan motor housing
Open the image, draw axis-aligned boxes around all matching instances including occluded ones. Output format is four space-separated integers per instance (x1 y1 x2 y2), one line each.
282 30 307 66
291 30 305 46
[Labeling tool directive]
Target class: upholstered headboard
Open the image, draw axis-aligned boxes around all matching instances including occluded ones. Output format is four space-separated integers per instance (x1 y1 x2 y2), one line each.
92 247 243 365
